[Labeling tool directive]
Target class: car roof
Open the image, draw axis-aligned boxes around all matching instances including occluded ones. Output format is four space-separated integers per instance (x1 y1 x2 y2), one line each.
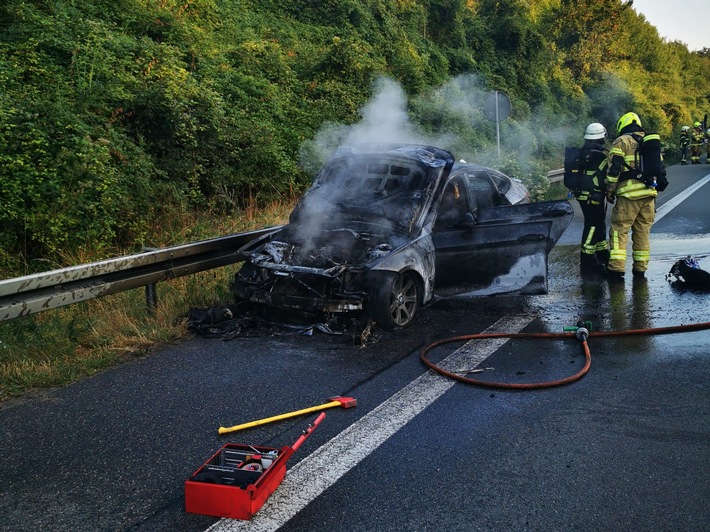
328 143 455 171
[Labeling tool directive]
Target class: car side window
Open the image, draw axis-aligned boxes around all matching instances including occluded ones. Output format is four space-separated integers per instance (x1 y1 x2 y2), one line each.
466 172 496 209
435 178 472 230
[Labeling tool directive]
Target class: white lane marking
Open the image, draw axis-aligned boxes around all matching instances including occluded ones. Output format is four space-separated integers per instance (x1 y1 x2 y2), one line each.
655 173 710 222
208 313 536 532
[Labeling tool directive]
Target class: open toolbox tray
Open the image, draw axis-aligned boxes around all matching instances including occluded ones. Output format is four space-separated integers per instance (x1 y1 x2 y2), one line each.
185 412 324 520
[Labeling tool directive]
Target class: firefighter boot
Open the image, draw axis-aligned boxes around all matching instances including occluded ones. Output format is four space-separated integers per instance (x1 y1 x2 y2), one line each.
606 269 625 282
580 253 601 277
596 249 610 273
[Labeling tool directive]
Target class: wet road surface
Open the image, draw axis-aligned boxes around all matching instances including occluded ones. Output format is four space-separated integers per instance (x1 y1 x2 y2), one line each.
1 164 709 531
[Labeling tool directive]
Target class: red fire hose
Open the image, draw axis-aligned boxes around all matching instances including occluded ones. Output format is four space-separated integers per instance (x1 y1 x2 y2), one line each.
420 321 710 390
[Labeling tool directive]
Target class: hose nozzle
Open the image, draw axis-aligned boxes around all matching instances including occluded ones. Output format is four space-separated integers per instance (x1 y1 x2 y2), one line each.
575 327 589 341
563 321 592 338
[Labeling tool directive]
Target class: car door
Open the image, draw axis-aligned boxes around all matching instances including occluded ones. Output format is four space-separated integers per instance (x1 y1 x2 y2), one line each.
432 178 572 297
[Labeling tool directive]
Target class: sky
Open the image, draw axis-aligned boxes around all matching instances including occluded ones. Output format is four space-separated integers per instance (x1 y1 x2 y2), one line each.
632 0 708 51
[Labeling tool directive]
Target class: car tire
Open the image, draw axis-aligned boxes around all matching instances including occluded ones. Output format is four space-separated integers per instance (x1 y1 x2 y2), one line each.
368 271 420 331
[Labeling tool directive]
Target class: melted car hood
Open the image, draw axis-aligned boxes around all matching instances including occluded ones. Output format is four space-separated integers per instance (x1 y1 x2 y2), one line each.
242 222 410 272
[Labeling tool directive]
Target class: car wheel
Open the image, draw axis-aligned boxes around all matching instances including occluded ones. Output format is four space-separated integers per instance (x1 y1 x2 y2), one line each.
368 271 420 331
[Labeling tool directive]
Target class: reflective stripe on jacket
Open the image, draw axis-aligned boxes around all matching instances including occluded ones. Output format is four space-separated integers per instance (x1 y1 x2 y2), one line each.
615 178 657 199
606 132 657 200
576 145 607 202
680 132 690 148
691 129 704 146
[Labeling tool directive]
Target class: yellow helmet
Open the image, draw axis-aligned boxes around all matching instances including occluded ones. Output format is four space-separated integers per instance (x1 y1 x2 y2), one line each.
694 121 702 128
616 112 641 134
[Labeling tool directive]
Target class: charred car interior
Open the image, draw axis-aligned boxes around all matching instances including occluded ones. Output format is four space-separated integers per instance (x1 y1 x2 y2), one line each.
233 144 573 331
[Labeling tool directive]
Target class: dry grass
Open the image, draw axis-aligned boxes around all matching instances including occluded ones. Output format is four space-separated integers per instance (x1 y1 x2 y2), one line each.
0 202 294 403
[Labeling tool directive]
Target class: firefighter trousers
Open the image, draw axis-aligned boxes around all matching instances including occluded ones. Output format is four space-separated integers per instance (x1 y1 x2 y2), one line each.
690 144 702 163
579 199 609 262
608 196 655 273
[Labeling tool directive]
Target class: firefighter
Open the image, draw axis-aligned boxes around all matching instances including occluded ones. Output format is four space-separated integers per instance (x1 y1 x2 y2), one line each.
690 121 704 164
605 112 657 280
679 125 690 165
576 122 610 276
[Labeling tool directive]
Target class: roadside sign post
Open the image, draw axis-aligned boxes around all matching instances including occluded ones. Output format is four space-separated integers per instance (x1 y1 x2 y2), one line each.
483 90 512 158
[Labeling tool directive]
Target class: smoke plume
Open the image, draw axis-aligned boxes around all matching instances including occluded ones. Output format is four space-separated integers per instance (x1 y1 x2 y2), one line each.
300 73 631 195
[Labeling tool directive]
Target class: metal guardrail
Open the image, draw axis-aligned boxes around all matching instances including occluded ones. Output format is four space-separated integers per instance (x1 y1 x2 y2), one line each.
548 168 564 183
0 227 278 322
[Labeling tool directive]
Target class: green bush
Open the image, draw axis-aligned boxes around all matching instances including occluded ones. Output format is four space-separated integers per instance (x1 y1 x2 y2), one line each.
1 0 709 269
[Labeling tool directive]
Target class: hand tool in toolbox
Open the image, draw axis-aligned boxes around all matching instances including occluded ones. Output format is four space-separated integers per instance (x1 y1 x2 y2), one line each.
217 396 356 435
185 412 325 520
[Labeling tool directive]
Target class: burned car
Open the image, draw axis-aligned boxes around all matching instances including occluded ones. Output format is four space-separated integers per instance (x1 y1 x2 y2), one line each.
233 144 572 331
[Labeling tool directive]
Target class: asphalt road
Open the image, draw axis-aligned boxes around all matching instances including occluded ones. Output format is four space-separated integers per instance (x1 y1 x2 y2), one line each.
1 163 709 532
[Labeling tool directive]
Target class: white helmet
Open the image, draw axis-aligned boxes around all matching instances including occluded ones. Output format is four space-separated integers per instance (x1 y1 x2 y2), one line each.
681 125 690 131
584 122 607 140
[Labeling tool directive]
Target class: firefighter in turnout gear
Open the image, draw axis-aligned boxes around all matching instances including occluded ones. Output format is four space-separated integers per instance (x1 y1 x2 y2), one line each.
690 121 704 164
679 125 690 165
576 123 610 276
605 112 658 280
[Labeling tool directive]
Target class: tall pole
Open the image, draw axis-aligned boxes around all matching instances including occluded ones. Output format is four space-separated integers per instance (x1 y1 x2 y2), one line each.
495 91 500 158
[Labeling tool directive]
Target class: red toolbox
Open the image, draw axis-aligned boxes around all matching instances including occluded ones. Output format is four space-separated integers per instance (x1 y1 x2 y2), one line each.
185 412 324 520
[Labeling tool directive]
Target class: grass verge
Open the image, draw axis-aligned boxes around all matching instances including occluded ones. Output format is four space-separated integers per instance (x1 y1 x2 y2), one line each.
0 202 293 403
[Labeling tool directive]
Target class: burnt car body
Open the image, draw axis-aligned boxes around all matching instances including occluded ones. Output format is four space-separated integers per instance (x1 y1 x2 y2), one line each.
233 144 573 330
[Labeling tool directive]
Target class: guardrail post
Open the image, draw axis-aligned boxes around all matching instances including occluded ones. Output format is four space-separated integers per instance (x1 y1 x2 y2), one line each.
145 283 158 314
142 247 159 314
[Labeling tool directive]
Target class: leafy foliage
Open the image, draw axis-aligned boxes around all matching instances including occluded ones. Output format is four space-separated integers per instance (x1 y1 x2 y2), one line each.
1 0 709 272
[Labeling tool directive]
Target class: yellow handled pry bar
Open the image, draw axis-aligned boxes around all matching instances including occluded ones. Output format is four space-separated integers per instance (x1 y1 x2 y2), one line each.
218 396 357 435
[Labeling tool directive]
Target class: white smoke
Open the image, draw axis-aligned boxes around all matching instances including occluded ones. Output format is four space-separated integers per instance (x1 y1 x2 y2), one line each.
300 73 627 192
344 77 421 145
301 77 422 170
301 74 547 173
